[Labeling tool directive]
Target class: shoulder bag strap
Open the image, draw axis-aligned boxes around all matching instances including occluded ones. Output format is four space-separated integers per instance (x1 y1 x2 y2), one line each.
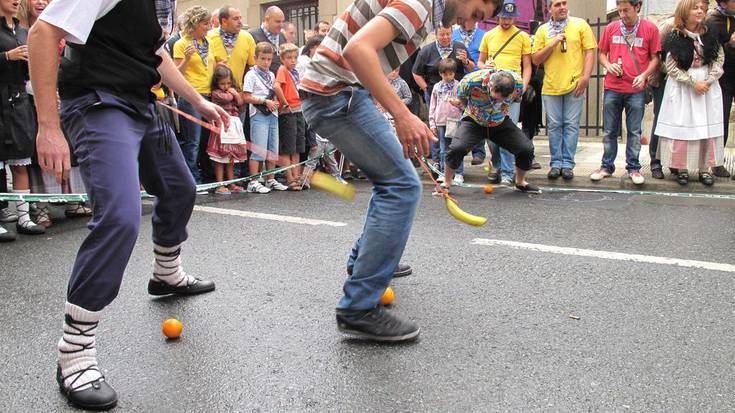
492 29 522 60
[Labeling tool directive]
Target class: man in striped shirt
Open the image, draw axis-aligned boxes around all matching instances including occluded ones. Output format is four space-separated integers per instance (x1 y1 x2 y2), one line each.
300 0 502 342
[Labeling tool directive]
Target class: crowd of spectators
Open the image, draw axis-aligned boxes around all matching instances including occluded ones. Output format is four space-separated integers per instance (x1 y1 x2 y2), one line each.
1 0 734 243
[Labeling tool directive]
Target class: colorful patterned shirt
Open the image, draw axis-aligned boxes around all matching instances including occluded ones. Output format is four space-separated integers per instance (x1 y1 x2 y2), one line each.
299 0 432 95
456 68 522 127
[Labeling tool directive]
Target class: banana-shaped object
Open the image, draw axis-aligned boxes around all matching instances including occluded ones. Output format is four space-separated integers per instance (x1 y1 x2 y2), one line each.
445 198 488 226
310 171 355 200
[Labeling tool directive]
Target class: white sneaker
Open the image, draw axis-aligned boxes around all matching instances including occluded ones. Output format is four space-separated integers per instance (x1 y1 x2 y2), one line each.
247 181 271 194
500 178 513 186
266 179 288 191
629 171 645 185
453 175 464 184
436 174 445 183
590 168 612 181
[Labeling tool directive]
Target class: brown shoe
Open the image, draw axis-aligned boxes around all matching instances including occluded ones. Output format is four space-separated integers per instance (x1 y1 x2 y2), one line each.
712 165 731 178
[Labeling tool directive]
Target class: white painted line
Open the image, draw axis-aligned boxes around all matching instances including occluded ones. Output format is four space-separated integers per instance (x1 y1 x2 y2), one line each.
193 205 347 227
471 238 735 273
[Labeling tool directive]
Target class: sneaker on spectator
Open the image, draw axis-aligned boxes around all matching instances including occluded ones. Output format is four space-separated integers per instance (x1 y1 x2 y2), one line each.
590 168 612 181
453 175 464 184
436 174 445 183
500 177 513 186
335 176 348 185
0 208 18 223
247 181 271 194
629 171 645 185
266 179 288 191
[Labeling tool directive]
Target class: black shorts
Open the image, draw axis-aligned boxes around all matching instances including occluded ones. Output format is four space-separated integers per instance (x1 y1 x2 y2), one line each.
446 116 535 171
278 112 306 155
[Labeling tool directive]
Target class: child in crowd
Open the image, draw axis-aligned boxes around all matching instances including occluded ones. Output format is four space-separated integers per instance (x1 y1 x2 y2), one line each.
303 133 347 186
242 42 287 193
275 43 306 190
207 65 248 194
429 58 465 184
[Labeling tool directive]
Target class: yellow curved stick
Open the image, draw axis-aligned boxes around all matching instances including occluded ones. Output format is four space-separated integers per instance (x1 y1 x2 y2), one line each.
445 197 488 226
310 171 355 200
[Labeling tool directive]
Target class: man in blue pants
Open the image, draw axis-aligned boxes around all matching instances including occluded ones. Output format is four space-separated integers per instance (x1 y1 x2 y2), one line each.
29 0 229 409
300 0 501 342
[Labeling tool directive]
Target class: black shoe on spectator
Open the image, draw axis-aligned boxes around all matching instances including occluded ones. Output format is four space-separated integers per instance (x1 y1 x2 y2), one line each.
347 263 412 278
0 208 17 223
356 170 368 180
712 165 730 178
515 183 541 194
471 156 484 165
487 171 500 184
0 228 15 242
336 306 420 342
547 168 561 179
343 171 354 180
561 168 574 180
651 168 664 179
699 172 715 186
676 170 689 186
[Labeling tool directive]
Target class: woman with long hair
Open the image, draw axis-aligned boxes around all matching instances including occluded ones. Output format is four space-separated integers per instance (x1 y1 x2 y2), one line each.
655 0 726 186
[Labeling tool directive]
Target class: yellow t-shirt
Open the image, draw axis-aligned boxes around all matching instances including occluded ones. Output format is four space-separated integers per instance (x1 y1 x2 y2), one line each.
208 29 257 90
532 17 597 95
478 26 531 75
173 35 214 95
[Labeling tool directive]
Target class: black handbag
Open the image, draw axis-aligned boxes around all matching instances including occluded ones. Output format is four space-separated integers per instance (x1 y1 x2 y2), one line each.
253 90 275 116
0 86 37 160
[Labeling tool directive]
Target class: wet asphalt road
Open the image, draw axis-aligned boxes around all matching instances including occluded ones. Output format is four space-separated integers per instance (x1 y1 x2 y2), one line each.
1 180 734 412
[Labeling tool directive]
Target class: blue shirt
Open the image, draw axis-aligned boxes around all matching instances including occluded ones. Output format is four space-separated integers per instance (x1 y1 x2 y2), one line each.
452 26 486 71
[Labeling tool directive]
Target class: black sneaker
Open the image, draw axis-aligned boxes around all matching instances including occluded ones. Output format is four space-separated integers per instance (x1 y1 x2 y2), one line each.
515 183 541 194
0 228 15 243
712 165 730 178
0 208 17 223
547 167 561 179
651 168 664 179
347 263 412 278
561 168 574 180
487 171 500 184
336 306 420 342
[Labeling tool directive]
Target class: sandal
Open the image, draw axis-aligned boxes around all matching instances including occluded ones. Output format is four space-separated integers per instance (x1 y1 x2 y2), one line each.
65 202 93 218
35 204 52 228
699 172 714 186
676 170 689 186
214 186 231 195
228 184 246 193
287 180 303 191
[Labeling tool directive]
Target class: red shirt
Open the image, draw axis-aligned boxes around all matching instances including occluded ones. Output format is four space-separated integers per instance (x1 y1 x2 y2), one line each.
275 65 301 110
599 18 661 94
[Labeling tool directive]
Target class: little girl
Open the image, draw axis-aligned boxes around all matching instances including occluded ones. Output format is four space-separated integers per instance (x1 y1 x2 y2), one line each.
207 65 248 194
429 58 465 184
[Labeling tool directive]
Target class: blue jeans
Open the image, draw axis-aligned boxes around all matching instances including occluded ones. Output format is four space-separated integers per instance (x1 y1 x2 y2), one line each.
177 97 202 183
601 90 644 173
437 125 464 176
249 112 279 161
302 89 421 311
489 102 520 180
542 92 585 169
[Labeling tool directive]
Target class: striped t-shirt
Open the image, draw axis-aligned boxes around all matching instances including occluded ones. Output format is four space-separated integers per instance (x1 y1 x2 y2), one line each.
300 0 432 95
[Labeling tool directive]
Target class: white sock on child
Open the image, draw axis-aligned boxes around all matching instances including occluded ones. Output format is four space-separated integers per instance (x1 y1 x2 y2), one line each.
14 189 34 227
58 302 104 392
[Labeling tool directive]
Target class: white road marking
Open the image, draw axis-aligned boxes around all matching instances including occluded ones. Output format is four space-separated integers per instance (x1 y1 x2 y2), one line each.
471 238 735 273
193 205 347 227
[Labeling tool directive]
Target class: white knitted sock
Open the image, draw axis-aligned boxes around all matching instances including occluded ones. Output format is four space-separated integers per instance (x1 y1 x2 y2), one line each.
14 189 33 227
58 302 104 392
152 243 195 286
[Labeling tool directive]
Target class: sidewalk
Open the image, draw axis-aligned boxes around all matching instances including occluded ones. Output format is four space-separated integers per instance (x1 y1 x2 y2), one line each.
455 137 735 194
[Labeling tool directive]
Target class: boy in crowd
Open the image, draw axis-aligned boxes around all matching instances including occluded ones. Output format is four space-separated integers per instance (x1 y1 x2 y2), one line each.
274 43 306 190
242 42 287 193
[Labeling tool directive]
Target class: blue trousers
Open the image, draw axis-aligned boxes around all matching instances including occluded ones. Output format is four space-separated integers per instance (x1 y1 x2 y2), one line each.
303 89 421 311
61 91 196 311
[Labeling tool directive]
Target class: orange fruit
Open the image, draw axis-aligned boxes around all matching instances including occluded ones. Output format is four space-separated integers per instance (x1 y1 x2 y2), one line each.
162 318 183 339
380 287 395 305
483 185 494 194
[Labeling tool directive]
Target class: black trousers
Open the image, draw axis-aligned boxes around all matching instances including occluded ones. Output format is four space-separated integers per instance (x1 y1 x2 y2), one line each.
446 116 534 171
720 75 734 146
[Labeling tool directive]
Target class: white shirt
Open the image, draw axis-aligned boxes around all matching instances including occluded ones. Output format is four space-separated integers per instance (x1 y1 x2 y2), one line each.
242 69 277 117
39 0 122 44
